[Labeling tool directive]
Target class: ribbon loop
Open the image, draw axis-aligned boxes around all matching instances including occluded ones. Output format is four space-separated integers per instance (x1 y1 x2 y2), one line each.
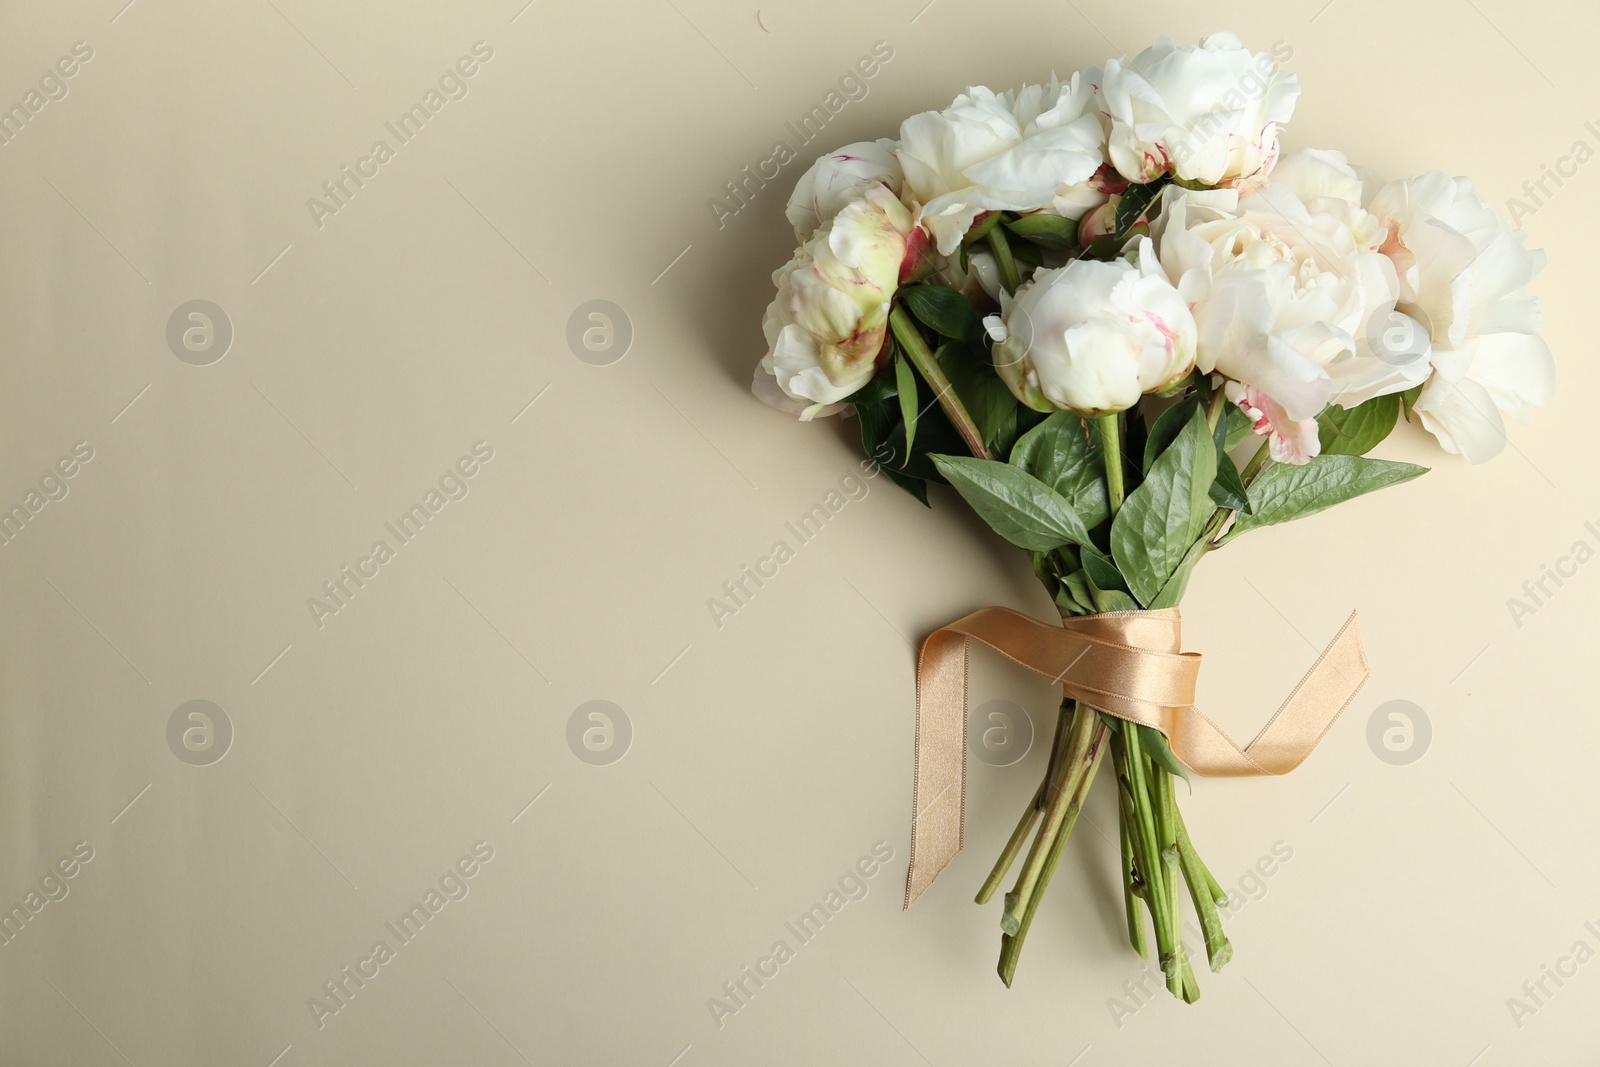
904 606 1368 909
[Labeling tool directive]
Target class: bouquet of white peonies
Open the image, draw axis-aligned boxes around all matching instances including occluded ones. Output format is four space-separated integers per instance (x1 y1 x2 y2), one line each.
753 32 1554 997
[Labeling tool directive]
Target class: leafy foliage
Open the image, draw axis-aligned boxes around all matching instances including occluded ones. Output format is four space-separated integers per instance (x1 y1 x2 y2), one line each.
1005 213 1078 249
1227 454 1427 539
901 284 982 342
1111 408 1216 606
1208 409 1251 513
1008 413 1110 531
1317 396 1400 456
930 455 1092 552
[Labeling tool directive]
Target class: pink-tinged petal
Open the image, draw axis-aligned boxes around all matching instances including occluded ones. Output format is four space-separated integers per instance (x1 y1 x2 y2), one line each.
1225 381 1320 465
899 226 934 284
1078 199 1117 242
1089 161 1130 195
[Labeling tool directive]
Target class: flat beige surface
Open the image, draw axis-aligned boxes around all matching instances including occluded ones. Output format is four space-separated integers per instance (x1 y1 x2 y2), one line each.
0 0 1595 1063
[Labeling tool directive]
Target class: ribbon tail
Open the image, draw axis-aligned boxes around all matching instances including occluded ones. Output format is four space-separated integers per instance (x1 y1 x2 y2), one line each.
1242 609 1369 774
903 627 969 909
900 606 1370 906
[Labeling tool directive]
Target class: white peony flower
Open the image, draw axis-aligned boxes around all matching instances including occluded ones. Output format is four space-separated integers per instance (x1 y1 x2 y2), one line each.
785 139 902 240
1150 150 1420 461
754 187 918 419
987 243 1196 415
1363 172 1554 462
1098 32 1298 187
897 73 1105 255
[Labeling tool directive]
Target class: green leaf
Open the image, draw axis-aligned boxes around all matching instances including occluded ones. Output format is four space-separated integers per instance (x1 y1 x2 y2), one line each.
1090 586 1141 613
844 368 897 407
893 354 918 465
1057 570 1096 616
1223 405 1254 450
1005 213 1077 241
1083 235 1128 261
1114 411 1146 496
1008 413 1109 530
855 400 929 505
930 455 1092 552
1228 455 1427 539
1078 546 1130 595
855 364 969 502
1399 384 1422 422
1208 409 1251 513
1078 546 1140 612
964 211 1001 245
1115 180 1167 234
1014 405 1049 440
937 343 1019 454
1005 213 1078 248
1110 408 1217 606
1143 398 1199 474
1317 396 1399 456
1138 723 1191 787
1148 530 1209 609
900 286 981 342
883 466 930 505
855 395 894 464
1008 239 1045 270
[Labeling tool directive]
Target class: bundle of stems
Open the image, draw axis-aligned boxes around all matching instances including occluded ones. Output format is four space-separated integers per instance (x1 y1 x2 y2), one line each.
888 229 1273 994
962 410 1237 994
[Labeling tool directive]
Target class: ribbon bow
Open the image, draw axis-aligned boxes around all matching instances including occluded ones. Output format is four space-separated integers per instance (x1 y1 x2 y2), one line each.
904 606 1369 908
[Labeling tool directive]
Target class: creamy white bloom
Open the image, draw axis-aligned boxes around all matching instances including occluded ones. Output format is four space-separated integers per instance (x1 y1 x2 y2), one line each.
1150 150 1418 461
754 187 916 419
785 139 902 240
1363 172 1554 461
897 73 1105 255
987 244 1195 414
1098 32 1298 187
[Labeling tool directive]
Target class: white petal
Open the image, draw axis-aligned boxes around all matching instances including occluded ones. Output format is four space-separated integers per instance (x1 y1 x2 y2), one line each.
1462 332 1556 421
1415 374 1506 462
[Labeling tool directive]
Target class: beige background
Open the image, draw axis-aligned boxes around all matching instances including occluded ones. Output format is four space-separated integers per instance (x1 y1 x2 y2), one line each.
0 0 1595 1063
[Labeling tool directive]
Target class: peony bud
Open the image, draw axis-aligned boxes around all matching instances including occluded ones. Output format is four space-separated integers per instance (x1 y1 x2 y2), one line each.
755 187 920 419
988 247 1196 415
1077 199 1118 244
785 139 902 241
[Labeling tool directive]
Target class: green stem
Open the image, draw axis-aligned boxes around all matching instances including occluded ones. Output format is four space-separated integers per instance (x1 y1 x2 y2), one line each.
1035 698 1075 813
1238 437 1271 485
975 780 1045 905
1198 436 1272 553
1175 807 1232 972
1176 933 1201 1003
1175 805 1226 906
1096 413 1125 517
980 693 1072 906
1114 738 1148 959
1001 702 1095 934
888 304 992 461
986 227 1021 294
1151 760 1184 997
997 720 1108 986
1122 731 1170 954
1205 384 1226 431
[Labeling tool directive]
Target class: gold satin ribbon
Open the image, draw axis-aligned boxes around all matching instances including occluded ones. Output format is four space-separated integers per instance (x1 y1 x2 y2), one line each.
904 606 1368 908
